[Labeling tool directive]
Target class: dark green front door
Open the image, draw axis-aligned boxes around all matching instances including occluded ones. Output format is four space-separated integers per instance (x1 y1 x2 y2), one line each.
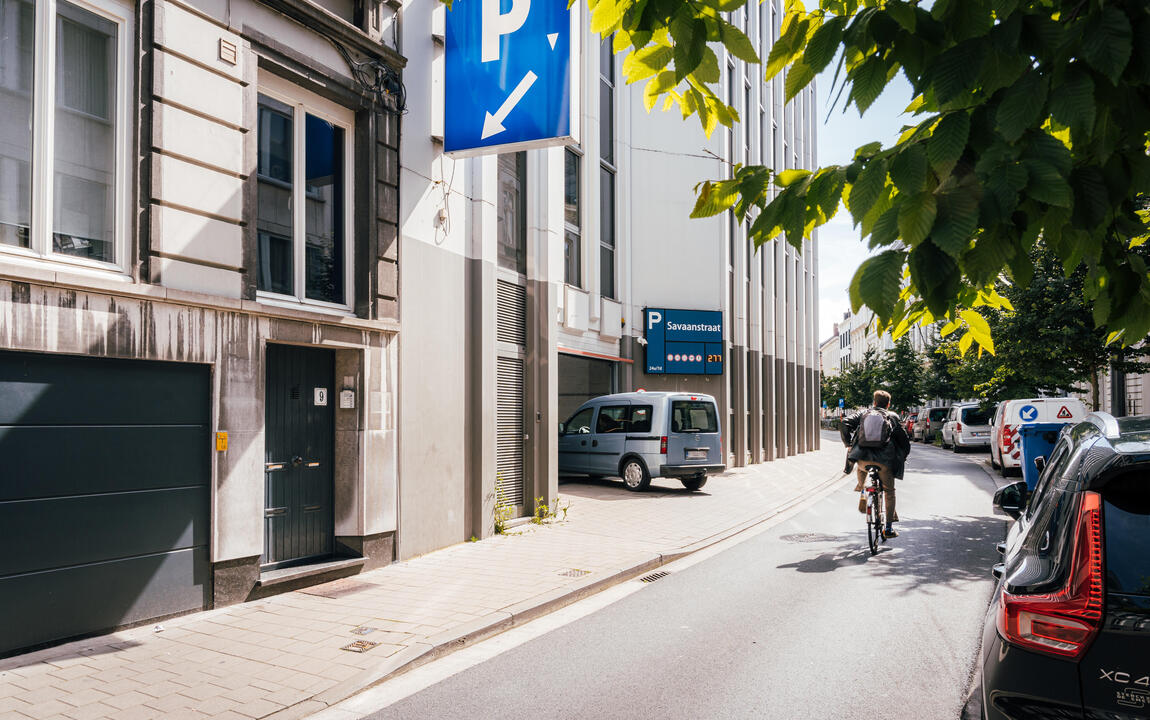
263 345 334 569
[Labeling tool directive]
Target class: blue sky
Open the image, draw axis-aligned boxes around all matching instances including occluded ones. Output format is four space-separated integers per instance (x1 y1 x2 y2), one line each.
815 69 915 342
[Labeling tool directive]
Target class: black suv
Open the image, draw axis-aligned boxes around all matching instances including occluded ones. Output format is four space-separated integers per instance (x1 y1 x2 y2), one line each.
978 412 1150 720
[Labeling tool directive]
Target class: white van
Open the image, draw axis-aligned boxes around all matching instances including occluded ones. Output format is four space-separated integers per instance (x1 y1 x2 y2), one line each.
990 397 1087 475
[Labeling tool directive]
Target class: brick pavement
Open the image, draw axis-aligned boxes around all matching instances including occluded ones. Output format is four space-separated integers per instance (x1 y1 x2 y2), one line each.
0 434 846 720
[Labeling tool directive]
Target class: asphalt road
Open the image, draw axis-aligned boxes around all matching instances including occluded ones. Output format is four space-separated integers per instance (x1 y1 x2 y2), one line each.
354 443 1007 720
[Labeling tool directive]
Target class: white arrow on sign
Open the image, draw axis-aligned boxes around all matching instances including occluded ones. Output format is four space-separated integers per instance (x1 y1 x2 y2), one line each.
481 70 537 139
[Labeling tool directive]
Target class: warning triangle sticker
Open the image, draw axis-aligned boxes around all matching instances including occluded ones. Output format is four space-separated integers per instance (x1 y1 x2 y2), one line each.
1057 406 1073 419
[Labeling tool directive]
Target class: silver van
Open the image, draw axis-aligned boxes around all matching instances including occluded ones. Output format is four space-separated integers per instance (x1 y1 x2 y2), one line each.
558 391 725 491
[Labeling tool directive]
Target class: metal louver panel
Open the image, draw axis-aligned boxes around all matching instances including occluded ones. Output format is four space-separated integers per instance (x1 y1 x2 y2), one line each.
496 356 525 508
496 280 527 346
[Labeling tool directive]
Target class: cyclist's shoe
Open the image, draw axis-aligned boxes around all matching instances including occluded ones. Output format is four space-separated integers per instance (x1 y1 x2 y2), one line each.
883 526 899 539
858 494 867 514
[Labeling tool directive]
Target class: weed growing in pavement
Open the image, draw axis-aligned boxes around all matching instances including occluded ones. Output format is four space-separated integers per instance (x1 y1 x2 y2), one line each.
492 479 514 535
531 495 570 525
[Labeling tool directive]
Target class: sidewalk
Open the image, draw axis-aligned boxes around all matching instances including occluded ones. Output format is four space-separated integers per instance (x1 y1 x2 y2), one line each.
0 435 846 720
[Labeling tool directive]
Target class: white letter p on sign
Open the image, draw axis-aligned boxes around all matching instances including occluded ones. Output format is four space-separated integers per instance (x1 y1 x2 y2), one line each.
648 311 662 330
481 0 530 63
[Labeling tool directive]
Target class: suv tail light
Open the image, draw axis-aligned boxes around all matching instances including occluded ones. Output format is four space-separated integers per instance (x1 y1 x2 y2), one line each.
997 492 1104 659
956 422 963 432
660 436 667 455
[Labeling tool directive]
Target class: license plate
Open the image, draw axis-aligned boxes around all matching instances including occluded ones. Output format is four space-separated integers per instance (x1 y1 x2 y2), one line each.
973 432 988 438
686 449 708 460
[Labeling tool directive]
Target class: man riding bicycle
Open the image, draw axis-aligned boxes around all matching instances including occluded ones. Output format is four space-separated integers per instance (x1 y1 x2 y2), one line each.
839 390 911 538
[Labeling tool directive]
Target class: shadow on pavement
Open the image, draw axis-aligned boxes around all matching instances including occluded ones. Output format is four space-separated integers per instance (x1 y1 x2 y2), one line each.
559 477 713 500
776 514 1007 593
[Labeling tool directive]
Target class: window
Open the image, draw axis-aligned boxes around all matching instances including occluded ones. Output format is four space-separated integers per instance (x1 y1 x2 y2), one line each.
0 0 130 268
563 147 580 287
563 407 594 434
497 152 526 274
1102 473 1150 597
257 74 353 308
595 405 627 433
671 401 719 433
599 39 616 299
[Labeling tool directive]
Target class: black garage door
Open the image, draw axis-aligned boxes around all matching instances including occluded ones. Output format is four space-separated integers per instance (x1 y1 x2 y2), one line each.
0 351 210 657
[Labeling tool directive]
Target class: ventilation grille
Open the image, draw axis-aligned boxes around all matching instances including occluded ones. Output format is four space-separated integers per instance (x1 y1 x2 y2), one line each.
639 571 669 583
496 356 525 507
496 280 527 346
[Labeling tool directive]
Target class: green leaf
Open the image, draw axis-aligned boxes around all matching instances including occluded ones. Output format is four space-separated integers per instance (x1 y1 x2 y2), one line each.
849 57 890 114
672 24 706 81
785 60 816 102
691 180 740 218
927 112 970 175
870 206 900 248
802 16 846 74
693 46 721 84
590 0 627 34
847 158 887 222
930 40 985 104
643 71 677 112
938 319 961 337
959 309 993 354
1047 65 1095 137
852 249 907 323
932 182 979 258
898 191 938 246
885 2 917 33
909 240 961 317
1024 160 1072 208
889 144 927 195
776 168 811 187
995 73 1048 143
958 330 974 356
764 16 808 81
719 20 759 64
622 44 674 83
1082 7 1132 85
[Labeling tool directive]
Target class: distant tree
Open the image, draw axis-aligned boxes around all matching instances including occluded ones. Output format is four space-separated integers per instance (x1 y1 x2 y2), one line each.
820 372 841 411
921 340 957 402
837 348 884 409
880 337 923 411
934 243 1150 407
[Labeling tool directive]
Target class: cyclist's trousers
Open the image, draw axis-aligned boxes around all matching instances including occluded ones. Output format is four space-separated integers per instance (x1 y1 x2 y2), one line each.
854 461 898 523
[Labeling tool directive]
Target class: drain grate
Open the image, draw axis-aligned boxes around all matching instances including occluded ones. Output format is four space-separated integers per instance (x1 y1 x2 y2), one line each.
349 626 378 636
559 569 591 578
341 640 380 653
639 571 669 583
779 533 840 543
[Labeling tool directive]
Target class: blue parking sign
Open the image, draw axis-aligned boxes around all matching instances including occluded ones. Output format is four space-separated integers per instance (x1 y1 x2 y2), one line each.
444 0 577 156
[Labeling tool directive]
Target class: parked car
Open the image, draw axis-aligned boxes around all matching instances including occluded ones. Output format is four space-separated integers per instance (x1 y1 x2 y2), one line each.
976 412 1150 720
940 402 996 452
558 391 724 491
903 412 918 437
913 406 950 442
990 397 1087 476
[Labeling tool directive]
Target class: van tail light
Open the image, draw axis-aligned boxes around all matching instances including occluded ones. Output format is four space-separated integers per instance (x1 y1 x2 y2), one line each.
660 436 667 455
956 422 963 432
996 491 1103 659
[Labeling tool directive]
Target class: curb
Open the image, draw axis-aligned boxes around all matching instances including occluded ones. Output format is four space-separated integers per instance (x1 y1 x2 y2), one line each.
268 464 848 719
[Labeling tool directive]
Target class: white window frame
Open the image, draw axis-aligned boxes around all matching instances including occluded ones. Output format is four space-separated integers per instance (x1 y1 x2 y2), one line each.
256 70 355 314
1 0 134 274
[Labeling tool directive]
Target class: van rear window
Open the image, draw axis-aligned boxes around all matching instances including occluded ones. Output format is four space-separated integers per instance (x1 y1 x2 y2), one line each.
930 408 949 421
1103 475 1150 597
961 408 992 425
671 401 717 433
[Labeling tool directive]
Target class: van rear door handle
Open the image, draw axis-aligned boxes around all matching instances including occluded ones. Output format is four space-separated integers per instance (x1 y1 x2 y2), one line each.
592 440 598 447
581 440 587 446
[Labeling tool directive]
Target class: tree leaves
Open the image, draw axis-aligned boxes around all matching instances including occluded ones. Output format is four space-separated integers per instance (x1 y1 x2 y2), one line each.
850 250 907 324
1081 7 1132 85
898 192 937 246
927 112 970 175
889 144 927 195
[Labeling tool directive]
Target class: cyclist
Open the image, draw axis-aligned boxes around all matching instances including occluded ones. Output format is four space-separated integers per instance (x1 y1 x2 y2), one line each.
839 390 911 538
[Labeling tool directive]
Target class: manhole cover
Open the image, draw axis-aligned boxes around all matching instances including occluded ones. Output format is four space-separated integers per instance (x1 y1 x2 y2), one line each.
350 626 378 636
639 571 669 583
559 569 590 578
341 640 379 653
779 533 840 543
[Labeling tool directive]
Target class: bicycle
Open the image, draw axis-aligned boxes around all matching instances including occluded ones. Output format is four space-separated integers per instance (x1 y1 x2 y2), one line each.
862 464 887 555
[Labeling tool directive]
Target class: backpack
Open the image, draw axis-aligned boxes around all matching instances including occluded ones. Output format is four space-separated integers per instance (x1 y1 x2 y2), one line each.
856 409 892 448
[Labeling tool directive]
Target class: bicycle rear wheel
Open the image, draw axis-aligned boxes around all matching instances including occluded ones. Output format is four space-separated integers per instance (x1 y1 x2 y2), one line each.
866 491 880 555
874 489 887 548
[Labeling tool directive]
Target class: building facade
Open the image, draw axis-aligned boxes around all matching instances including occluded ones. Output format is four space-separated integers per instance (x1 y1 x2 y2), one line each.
396 0 820 563
0 0 404 655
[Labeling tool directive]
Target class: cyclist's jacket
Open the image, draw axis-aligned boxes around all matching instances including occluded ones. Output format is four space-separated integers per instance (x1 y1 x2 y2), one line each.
840 407 911 479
